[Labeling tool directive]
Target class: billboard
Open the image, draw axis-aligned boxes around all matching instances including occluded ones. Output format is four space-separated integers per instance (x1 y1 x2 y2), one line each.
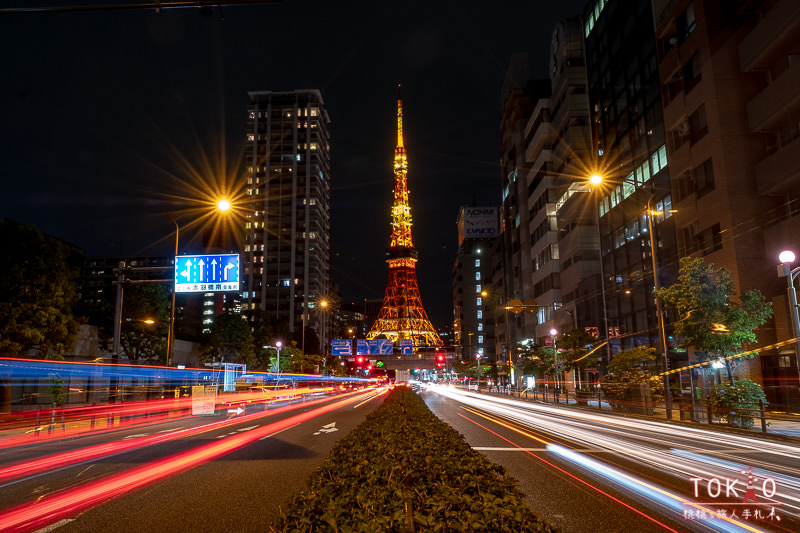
175 254 239 293
458 206 498 244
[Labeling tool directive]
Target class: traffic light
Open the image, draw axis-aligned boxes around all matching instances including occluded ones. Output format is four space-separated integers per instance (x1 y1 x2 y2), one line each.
436 354 445 368
356 356 365 365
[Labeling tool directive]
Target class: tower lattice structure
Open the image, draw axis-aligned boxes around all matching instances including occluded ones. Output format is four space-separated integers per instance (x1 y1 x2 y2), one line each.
367 89 442 348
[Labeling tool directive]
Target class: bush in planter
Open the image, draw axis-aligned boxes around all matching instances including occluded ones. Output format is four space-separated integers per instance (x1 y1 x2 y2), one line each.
708 379 767 430
270 386 556 532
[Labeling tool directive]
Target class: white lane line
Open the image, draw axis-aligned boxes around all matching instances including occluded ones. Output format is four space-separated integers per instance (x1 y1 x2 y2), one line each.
33 519 75 532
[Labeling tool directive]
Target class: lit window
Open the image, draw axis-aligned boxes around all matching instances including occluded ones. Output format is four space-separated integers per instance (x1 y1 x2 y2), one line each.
282 279 291 287
476 297 482 306
477 310 483 319
247 134 254 142
478 335 484 344
203 310 213 315
475 259 480 267
475 271 481 281
478 323 483 331
476 284 481 293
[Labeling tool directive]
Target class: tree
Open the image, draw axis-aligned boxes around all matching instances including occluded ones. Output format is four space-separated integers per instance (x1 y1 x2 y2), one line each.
201 312 255 366
0 220 80 357
599 346 664 409
119 285 169 364
654 257 773 382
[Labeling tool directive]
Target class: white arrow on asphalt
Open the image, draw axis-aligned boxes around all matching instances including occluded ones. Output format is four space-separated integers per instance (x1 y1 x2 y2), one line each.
227 406 244 416
313 422 338 435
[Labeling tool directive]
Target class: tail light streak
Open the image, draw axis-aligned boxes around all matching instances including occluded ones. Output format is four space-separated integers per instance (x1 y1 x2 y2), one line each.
0 388 378 486
0 387 386 532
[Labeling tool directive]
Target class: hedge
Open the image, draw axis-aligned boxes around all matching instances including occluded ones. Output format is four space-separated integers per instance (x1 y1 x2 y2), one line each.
270 385 557 532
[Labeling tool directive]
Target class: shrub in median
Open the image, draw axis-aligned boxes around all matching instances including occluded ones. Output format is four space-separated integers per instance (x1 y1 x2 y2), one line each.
270 386 557 532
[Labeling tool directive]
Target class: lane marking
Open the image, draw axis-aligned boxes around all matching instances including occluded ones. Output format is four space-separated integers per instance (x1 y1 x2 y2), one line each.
33 519 75 532
313 422 338 435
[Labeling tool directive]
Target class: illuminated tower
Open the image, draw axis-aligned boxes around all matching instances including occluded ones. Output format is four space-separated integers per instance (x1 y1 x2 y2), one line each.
367 88 442 348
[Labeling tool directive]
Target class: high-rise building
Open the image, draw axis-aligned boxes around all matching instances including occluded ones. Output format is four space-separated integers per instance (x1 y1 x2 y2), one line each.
584 0 677 362
653 0 800 407
243 90 331 339
453 206 498 363
498 54 553 361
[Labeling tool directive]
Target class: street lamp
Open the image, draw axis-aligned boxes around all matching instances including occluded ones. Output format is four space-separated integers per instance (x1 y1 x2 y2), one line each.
778 250 800 389
590 174 673 419
166 212 180 367
549 328 559 390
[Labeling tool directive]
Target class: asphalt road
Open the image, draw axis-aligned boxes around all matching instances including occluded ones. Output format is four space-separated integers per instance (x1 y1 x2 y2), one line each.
420 385 800 533
0 388 386 532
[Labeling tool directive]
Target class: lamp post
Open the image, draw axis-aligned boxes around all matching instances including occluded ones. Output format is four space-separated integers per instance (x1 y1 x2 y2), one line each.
275 340 282 373
589 174 673 419
319 300 329 374
549 327 559 391
778 250 800 390
166 213 180 367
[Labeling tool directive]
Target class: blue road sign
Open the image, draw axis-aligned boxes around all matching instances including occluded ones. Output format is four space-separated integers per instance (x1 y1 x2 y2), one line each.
331 339 352 356
175 254 239 293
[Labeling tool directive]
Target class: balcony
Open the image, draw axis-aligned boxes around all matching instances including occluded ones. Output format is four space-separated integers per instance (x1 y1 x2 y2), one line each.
755 135 800 195
739 0 800 72
747 58 800 132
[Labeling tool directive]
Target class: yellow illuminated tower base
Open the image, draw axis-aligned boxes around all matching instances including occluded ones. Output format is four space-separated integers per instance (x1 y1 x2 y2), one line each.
367 87 442 348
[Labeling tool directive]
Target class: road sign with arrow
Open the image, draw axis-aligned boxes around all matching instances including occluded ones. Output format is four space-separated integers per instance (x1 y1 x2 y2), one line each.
175 253 239 293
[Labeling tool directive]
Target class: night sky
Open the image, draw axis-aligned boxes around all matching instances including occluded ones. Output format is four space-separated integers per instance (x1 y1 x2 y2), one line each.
1 0 586 329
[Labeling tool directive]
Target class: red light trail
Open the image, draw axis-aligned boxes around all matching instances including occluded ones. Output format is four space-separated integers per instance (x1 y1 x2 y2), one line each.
0 387 386 532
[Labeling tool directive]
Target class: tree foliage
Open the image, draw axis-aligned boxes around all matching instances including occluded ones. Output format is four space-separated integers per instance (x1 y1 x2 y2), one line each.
120 285 169 364
0 221 80 357
654 257 772 381
201 312 255 366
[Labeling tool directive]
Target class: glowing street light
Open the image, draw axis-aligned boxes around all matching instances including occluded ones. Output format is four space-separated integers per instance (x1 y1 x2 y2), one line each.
217 198 231 212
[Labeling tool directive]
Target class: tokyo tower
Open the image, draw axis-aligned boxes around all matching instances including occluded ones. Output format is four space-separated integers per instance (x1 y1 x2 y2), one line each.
367 87 442 348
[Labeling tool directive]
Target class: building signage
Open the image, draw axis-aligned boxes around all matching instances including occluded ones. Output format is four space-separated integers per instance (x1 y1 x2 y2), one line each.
458 206 498 244
174 254 239 293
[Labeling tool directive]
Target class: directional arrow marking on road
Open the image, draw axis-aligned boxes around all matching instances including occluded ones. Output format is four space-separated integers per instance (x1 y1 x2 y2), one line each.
227 406 244 416
313 422 338 435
